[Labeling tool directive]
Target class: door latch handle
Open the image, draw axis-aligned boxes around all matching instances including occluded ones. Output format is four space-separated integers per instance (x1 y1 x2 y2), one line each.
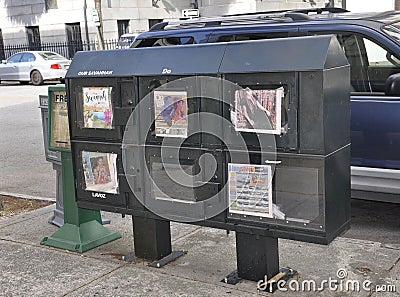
265 160 282 164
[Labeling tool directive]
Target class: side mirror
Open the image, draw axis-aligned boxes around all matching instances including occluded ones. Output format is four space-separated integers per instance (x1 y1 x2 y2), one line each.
385 73 400 96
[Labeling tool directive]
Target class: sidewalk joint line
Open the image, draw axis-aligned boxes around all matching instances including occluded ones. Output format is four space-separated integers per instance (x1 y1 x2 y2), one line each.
62 264 128 297
138 265 257 295
388 256 400 272
0 207 55 229
171 226 203 244
0 237 125 263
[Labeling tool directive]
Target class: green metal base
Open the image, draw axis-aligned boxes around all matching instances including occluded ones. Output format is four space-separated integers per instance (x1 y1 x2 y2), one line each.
41 220 121 253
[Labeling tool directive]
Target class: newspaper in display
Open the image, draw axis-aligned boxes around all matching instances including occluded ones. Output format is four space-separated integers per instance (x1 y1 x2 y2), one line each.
233 87 284 134
82 87 113 129
50 91 70 150
82 151 119 194
153 90 188 138
228 163 273 218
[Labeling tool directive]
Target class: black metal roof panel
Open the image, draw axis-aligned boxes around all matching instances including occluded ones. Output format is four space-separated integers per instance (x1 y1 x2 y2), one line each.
219 35 348 73
134 43 227 75
67 35 347 78
66 43 227 77
66 49 142 78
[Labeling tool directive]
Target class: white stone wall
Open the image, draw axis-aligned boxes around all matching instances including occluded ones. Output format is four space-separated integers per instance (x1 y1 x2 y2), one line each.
345 0 394 12
0 0 347 45
198 0 344 16
199 0 256 16
101 0 191 39
0 0 99 44
256 0 340 11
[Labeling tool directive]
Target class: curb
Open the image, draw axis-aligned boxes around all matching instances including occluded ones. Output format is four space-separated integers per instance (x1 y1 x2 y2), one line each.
0 192 56 203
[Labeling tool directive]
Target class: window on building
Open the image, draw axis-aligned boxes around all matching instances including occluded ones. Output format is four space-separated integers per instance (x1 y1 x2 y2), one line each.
148 19 163 30
117 20 130 38
26 26 41 51
45 0 57 11
65 23 83 59
0 29 5 61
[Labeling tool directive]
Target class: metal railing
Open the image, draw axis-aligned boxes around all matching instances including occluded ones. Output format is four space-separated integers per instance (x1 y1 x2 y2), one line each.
1 39 119 60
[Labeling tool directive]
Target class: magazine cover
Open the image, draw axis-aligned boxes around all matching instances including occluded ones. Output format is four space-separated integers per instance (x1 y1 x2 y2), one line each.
153 90 188 138
228 163 273 218
82 87 113 129
50 91 70 150
233 87 284 134
82 151 119 194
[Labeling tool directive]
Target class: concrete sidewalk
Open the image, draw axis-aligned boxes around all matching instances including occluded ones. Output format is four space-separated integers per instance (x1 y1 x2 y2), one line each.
0 204 398 297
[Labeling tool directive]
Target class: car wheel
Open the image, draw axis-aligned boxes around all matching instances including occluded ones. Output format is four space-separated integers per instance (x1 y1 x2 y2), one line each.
20 81 29 85
31 70 43 86
60 79 65 84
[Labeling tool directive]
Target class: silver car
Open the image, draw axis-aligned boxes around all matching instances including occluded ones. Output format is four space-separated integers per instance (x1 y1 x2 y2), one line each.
0 51 71 85
116 33 139 49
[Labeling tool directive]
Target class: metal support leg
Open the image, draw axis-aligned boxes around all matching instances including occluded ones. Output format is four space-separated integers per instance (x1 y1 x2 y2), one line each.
132 216 172 261
235 232 279 282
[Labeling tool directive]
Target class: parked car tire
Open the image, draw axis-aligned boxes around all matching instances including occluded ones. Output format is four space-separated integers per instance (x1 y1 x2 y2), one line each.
31 70 43 86
60 79 65 84
20 81 29 85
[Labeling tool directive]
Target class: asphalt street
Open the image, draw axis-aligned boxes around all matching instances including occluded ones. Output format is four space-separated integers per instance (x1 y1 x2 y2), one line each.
0 82 56 199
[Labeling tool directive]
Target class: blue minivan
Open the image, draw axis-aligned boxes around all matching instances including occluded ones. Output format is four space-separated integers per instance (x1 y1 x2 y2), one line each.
132 8 400 203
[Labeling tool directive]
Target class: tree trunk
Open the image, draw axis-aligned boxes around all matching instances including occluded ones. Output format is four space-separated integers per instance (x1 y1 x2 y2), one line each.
94 0 105 50
0 195 3 211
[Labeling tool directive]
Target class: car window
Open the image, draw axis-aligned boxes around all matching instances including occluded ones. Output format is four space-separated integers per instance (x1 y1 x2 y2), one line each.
119 37 135 43
336 33 372 92
313 32 400 93
214 32 290 43
117 35 137 48
215 35 234 42
153 36 194 46
135 36 194 47
20 53 36 62
364 38 400 67
235 32 290 41
382 22 400 43
362 37 400 92
7 53 23 63
38 52 66 60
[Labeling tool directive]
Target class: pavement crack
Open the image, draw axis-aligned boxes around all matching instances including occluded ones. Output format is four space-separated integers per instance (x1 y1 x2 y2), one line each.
141 267 259 296
171 226 203 244
0 214 52 229
62 264 128 297
0 206 55 230
388 256 400 272
0 237 123 263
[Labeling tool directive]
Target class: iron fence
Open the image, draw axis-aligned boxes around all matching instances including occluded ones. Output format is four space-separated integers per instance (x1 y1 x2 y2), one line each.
0 39 119 60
